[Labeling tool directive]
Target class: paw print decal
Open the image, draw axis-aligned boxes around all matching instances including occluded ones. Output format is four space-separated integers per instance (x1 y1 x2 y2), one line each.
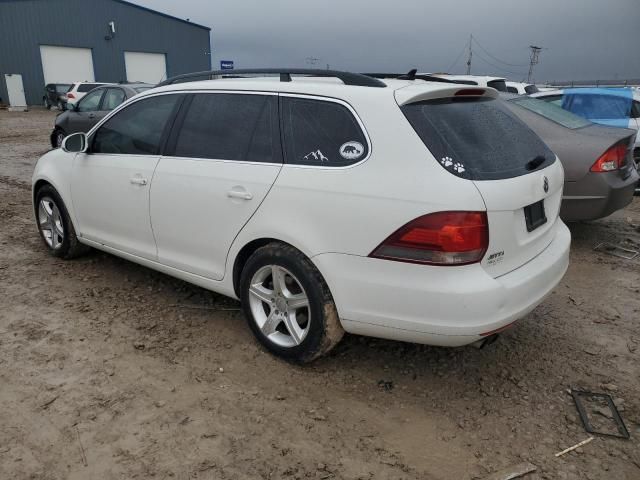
440 156 453 167
453 163 465 173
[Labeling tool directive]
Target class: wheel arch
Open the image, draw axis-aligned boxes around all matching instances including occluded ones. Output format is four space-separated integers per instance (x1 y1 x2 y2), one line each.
231 237 331 300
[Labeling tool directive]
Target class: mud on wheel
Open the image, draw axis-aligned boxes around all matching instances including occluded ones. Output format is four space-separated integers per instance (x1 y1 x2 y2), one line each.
239 242 344 363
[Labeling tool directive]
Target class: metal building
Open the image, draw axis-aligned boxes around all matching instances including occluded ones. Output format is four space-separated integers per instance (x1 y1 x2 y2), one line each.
0 0 211 106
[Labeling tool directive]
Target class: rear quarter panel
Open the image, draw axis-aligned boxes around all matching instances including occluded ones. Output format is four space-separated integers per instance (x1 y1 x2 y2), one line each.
226 90 487 267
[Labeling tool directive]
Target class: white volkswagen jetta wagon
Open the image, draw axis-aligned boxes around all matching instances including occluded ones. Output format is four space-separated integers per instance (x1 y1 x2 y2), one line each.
32 69 571 362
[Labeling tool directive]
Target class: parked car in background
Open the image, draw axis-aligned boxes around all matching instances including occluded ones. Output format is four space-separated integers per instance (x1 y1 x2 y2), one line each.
33 69 570 362
43 83 71 110
506 81 539 95
65 81 111 105
50 83 151 148
503 95 638 220
532 88 640 156
429 74 508 92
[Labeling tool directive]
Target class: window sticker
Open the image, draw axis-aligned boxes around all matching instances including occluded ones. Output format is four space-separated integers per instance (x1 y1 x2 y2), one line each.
304 149 329 162
339 141 364 160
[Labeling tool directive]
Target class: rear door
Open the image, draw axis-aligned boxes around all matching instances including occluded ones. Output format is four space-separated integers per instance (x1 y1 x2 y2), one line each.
400 94 563 278
150 92 282 280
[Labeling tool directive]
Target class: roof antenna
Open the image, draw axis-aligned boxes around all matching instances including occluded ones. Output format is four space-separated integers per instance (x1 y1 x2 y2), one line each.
406 69 417 80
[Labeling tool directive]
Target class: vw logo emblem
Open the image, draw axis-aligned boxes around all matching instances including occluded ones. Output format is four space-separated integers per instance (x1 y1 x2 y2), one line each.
543 176 549 193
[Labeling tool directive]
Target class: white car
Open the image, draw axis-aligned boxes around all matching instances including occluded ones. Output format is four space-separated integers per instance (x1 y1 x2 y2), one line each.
429 74 508 92
506 81 540 95
65 81 111 105
32 69 571 362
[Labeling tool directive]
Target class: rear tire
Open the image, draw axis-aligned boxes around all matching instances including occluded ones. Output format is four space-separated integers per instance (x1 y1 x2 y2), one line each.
57 100 64 111
44 98 51 109
239 242 344 363
35 185 90 259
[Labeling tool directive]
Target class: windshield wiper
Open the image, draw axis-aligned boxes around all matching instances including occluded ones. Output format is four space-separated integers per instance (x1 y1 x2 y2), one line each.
526 155 546 171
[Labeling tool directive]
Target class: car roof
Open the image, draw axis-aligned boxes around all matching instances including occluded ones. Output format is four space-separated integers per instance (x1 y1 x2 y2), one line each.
138 75 493 102
429 74 506 82
533 87 639 100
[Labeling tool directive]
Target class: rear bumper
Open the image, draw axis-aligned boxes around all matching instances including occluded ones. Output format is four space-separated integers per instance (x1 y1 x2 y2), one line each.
313 221 571 347
561 168 639 221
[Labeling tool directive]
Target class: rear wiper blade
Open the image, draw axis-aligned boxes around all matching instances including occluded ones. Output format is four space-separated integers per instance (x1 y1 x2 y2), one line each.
526 155 546 171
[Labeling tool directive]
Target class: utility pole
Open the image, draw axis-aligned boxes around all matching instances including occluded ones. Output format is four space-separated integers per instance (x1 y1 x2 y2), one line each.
527 45 542 83
466 34 473 75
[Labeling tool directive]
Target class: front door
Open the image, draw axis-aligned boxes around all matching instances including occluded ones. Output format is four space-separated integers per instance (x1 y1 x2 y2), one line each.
150 92 282 280
71 93 182 259
67 88 105 134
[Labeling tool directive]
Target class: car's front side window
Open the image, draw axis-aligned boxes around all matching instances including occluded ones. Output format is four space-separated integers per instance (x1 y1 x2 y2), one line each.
170 93 279 163
281 97 369 166
91 94 180 155
77 89 104 112
102 88 126 111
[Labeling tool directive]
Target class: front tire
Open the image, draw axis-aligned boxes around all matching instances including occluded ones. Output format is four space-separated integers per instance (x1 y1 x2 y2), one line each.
239 242 344 363
35 185 89 259
53 128 66 148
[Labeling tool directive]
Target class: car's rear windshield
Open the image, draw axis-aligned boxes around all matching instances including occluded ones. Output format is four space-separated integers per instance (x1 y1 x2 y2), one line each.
524 84 539 94
510 96 592 129
78 83 104 92
55 84 71 93
401 97 555 180
487 80 507 92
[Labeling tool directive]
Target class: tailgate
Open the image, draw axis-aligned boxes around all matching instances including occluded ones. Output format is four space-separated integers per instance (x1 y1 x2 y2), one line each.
475 160 564 278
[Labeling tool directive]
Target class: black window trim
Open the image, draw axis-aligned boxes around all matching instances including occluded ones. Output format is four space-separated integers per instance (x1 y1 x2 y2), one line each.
86 91 186 156
163 90 284 165
278 93 372 169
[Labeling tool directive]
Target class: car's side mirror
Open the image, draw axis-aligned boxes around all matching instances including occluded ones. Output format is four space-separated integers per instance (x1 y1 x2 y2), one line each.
65 102 76 111
62 132 88 153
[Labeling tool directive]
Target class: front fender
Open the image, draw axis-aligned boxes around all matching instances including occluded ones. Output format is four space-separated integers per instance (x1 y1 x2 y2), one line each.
32 149 78 228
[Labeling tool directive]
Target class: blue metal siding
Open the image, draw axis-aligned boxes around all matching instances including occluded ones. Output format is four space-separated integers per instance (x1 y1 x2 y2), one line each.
0 0 211 105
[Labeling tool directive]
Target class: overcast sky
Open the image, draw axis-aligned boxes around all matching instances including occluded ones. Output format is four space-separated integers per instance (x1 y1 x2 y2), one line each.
134 0 639 83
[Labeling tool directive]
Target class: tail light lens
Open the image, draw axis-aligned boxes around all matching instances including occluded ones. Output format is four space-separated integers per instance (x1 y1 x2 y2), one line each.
590 142 628 172
370 211 489 266
66 92 75 99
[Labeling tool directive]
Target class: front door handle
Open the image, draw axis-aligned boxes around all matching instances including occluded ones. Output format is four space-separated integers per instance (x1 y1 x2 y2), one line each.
130 177 148 186
227 188 253 200
88 113 95 119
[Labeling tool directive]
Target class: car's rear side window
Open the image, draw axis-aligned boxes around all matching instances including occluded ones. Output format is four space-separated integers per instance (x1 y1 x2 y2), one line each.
92 94 180 155
511 96 592 129
281 97 369 166
564 93 632 120
487 80 507 92
401 97 555 180
524 84 539 94
171 93 278 163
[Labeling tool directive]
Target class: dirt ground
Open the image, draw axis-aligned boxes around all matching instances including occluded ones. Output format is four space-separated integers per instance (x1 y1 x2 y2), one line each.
1 108 639 480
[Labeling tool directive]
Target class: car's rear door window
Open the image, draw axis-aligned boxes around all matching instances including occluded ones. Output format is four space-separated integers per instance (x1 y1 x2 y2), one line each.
281 97 369 166
401 97 555 180
102 88 126 111
91 94 180 155
170 93 279 163
563 93 632 120
487 80 507 92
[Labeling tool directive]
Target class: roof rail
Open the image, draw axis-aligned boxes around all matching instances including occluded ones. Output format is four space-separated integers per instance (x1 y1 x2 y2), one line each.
157 69 387 88
364 72 477 86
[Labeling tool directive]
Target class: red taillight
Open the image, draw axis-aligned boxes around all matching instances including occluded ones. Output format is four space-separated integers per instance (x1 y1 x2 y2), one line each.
455 89 485 97
590 142 628 172
370 211 489 266
66 92 75 99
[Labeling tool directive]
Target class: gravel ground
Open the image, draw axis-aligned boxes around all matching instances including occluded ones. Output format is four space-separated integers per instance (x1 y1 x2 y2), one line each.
1 108 639 480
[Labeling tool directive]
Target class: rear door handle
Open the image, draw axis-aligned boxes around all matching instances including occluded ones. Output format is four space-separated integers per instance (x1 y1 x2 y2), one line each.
130 177 148 186
227 189 253 200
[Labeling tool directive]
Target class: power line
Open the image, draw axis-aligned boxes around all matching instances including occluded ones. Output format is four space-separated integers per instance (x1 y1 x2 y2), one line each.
471 36 529 67
472 50 529 77
446 41 469 73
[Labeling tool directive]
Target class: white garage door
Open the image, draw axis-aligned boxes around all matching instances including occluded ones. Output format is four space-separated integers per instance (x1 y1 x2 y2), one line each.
40 45 95 84
124 52 167 84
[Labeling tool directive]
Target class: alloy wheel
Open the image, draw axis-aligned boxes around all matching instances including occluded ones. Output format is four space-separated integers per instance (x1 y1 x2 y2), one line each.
38 196 64 249
56 131 65 147
248 265 311 348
